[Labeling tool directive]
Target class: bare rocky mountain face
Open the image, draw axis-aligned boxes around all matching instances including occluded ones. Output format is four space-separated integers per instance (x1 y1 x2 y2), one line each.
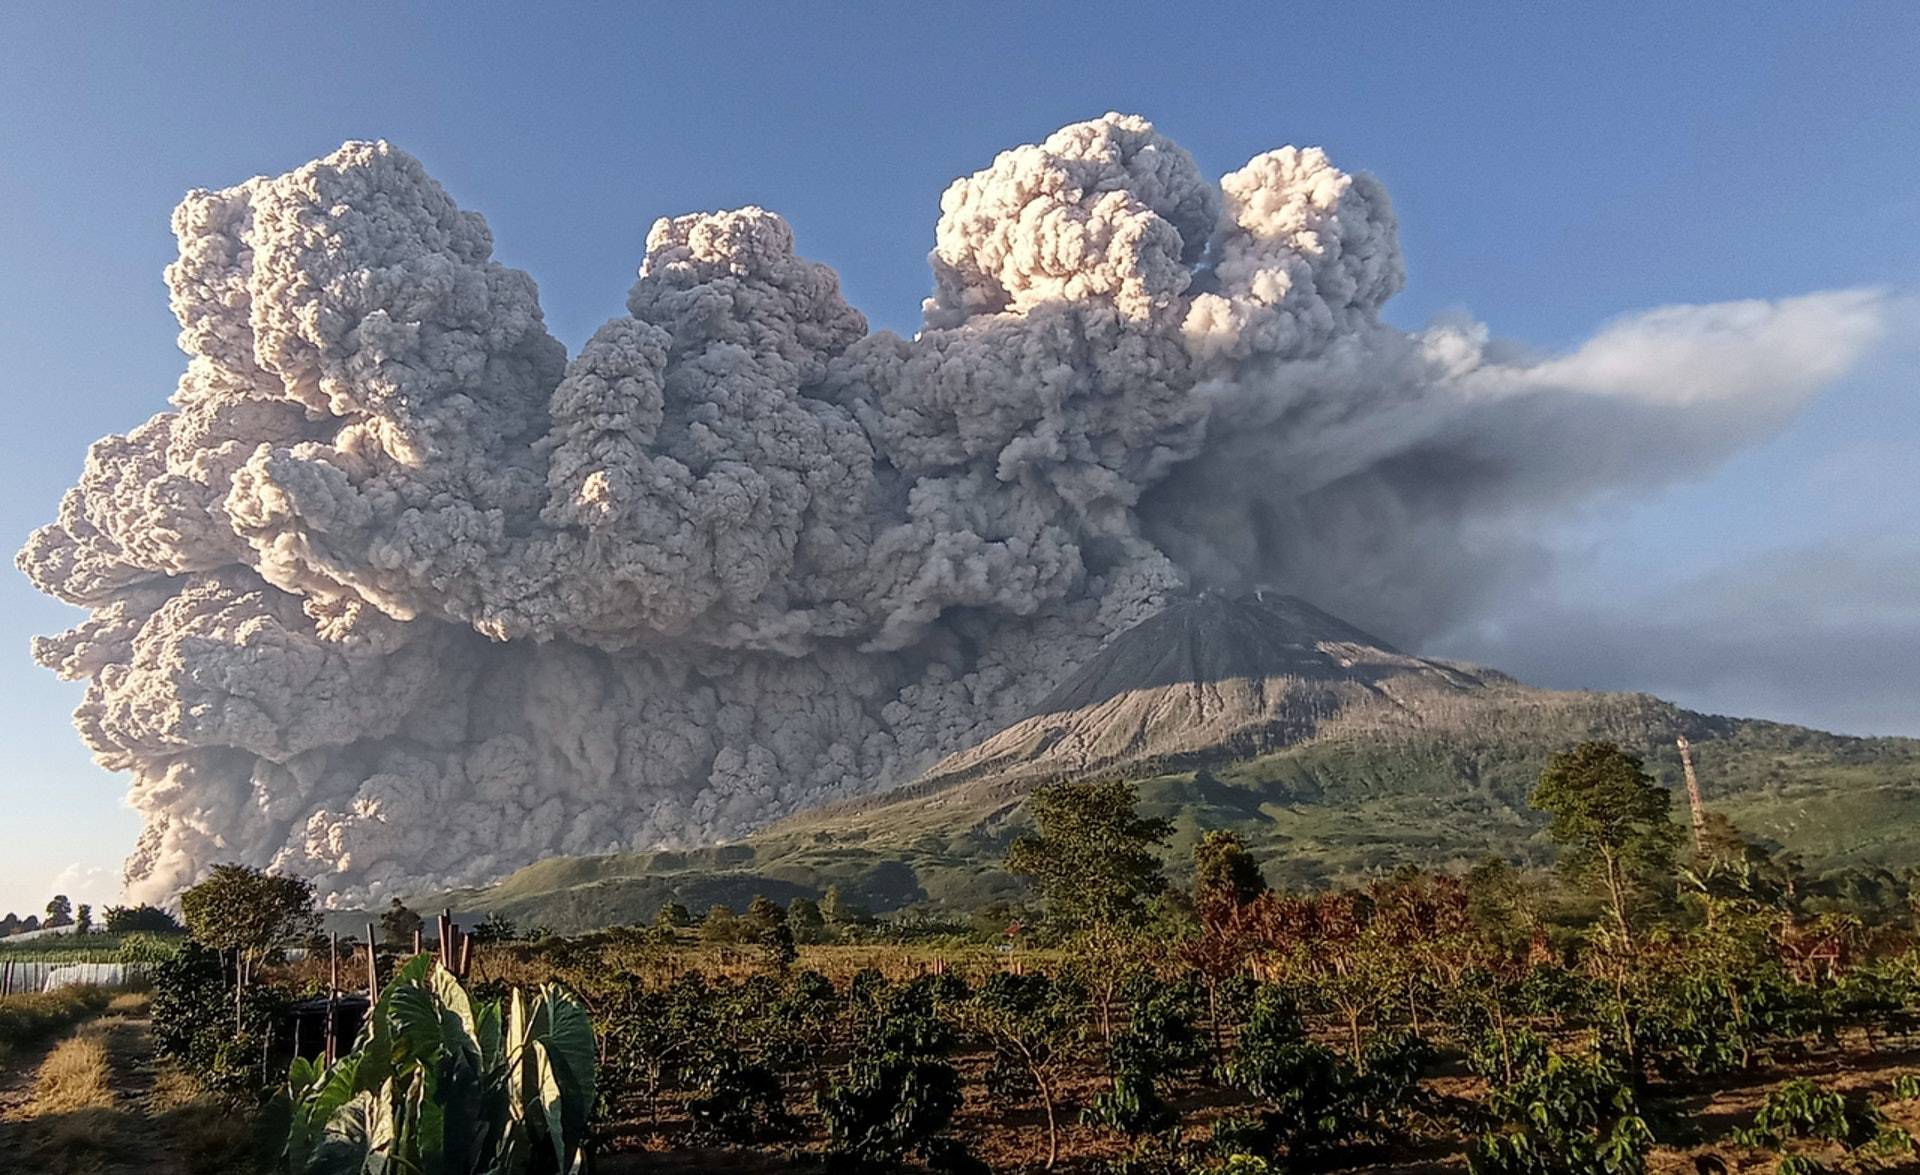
914 590 1498 794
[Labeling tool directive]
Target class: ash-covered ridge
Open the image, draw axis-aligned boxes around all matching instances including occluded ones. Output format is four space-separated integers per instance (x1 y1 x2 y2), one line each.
914 590 1497 791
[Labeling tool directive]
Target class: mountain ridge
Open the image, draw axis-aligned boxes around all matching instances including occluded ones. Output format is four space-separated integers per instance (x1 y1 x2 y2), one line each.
426 592 1920 931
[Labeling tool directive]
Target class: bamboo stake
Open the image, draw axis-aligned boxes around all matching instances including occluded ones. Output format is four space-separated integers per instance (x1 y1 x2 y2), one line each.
365 921 379 1000
1677 735 1707 854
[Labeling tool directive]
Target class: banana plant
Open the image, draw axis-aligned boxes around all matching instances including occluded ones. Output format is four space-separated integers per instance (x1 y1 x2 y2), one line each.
280 953 595 1174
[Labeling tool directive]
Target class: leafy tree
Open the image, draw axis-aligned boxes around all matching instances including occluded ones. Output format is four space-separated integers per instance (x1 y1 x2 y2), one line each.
701 904 742 945
1194 829 1268 920
820 885 871 933
1005 779 1172 933
103 902 182 933
74 903 93 934
744 894 798 969
654 901 692 929
380 897 425 948
469 912 520 944
958 971 1087 1169
787 897 828 944
1467 1045 1652 1175
818 973 971 1170
44 893 73 928
1530 742 1681 946
179 863 318 992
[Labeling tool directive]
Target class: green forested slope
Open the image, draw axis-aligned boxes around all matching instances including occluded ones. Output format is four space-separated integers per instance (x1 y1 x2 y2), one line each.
433 688 1919 932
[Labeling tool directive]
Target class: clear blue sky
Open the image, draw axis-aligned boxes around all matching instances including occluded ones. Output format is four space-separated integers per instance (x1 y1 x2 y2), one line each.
3 4 1916 916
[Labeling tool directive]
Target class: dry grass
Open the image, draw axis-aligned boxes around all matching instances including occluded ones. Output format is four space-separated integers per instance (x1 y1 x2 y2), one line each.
104 992 149 1017
0 985 110 1056
28 1028 115 1116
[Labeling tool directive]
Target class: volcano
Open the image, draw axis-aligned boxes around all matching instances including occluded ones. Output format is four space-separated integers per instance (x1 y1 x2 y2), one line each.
432 592 1920 930
914 591 1499 794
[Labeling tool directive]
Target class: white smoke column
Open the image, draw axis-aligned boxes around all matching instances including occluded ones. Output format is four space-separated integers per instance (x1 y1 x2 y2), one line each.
19 115 1888 904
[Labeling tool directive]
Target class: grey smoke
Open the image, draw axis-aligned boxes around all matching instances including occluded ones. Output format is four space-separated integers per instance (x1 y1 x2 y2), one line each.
18 114 1889 904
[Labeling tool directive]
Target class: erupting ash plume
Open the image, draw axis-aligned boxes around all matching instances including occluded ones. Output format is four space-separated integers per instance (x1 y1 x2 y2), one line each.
19 115 1887 904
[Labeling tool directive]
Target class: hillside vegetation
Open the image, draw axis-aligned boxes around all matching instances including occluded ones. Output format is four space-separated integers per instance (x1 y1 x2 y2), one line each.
437 690 1920 933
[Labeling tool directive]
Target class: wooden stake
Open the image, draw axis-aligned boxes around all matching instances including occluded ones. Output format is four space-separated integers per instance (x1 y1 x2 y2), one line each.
365 922 379 1000
326 932 340 1064
1677 735 1707 854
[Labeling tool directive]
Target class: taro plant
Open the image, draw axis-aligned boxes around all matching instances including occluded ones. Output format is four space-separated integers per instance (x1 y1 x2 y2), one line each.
278 954 595 1174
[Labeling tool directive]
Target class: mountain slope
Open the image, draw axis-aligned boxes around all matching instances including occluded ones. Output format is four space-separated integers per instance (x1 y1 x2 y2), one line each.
434 593 1920 931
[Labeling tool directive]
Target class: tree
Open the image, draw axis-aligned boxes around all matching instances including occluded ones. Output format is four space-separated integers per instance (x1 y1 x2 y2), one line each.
655 901 692 929
469 912 519 944
786 897 827 945
44 894 73 928
1529 741 1682 947
380 897 425 949
743 894 797 969
1005 779 1172 933
74 903 92 934
819 885 870 934
103 903 183 933
960 971 1087 1168
701 904 742 945
178 864 318 992
1195 830 1268 922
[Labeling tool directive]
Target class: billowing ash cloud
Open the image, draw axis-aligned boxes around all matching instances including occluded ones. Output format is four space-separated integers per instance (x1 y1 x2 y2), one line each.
19 115 1888 904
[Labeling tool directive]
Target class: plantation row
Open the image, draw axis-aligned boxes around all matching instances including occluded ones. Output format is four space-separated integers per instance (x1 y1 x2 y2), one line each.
33 740 1920 1172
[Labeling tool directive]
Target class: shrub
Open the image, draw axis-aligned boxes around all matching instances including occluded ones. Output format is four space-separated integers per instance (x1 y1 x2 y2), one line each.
149 938 286 1099
1467 1047 1652 1175
0 985 110 1059
818 973 970 1170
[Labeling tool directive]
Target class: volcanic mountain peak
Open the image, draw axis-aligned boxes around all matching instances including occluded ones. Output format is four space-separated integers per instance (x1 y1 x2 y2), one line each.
916 590 1496 794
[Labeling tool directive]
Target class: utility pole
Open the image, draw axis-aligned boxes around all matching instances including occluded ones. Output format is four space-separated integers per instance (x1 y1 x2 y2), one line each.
1677 735 1707 854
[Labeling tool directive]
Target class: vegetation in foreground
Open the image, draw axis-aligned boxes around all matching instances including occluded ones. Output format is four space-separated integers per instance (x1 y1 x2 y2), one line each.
5 739 1920 1174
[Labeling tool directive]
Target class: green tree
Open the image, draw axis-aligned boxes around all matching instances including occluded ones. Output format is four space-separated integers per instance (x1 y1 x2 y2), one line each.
1529 741 1682 947
103 903 182 933
743 894 797 969
819 885 870 934
786 897 827 945
1194 829 1268 921
701 904 742 945
468 912 519 944
654 901 692 929
74 903 92 934
179 863 318 991
1005 779 1172 933
44 893 73 928
380 898 425 949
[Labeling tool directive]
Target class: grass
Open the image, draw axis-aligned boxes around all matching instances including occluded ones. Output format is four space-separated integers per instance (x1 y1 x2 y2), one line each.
28 1027 115 1115
0 991 261 1175
0 985 110 1066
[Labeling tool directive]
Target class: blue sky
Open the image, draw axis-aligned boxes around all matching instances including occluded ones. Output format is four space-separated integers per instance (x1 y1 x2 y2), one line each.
2 4 1916 916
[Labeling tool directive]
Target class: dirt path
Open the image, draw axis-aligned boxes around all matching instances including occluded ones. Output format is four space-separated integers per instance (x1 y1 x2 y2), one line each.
0 1003 255 1175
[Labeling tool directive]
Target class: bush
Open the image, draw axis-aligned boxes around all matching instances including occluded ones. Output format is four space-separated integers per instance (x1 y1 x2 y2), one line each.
818 973 970 1170
1732 1077 1912 1162
0 985 110 1060
149 939 286 1099
1468 1047 1652 1175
